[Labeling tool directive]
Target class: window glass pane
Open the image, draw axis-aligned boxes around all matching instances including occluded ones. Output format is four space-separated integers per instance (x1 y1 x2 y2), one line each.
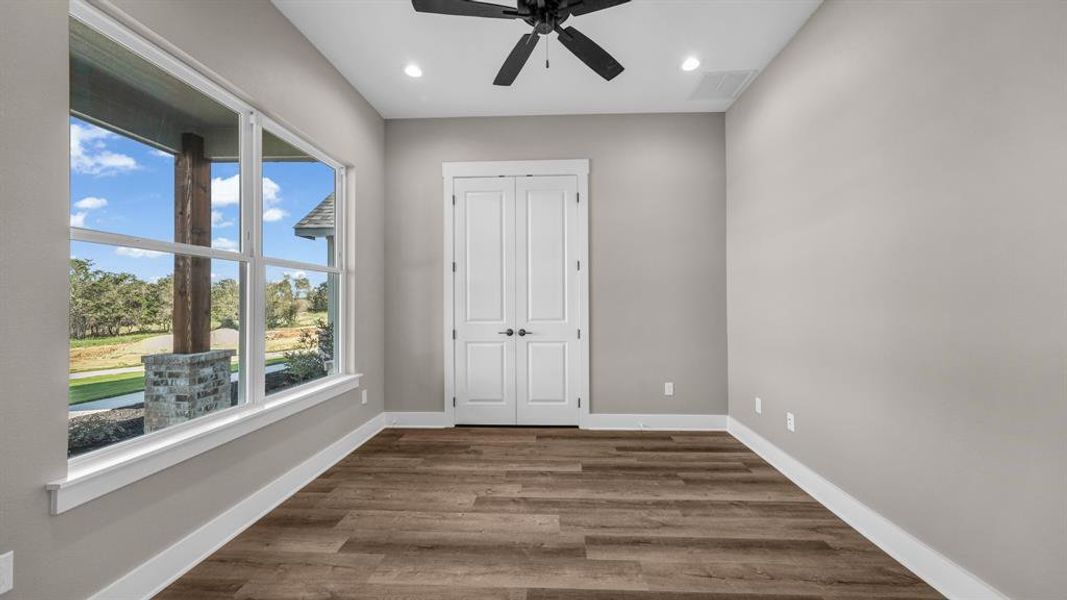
261 129 336 266
69 241 244 457
265 267 338 395
69 18 241 251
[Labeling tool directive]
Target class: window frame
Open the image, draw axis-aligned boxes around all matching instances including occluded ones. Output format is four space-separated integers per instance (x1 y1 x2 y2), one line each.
52 0 358 513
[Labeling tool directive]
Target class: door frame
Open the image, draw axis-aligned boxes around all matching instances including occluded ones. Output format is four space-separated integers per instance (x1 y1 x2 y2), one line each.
443 160 590 427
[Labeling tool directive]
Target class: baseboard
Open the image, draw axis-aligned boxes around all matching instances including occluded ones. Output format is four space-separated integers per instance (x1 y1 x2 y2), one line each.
581 412 727 431
383 411 452 428
727 417 1006 600
90 412 387 600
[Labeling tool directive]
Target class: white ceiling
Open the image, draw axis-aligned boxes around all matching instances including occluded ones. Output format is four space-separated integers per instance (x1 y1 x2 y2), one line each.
273 0 821 119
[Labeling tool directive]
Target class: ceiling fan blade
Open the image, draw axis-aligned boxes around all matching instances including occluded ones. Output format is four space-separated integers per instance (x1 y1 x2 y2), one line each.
565 0 630 17
555 26 624 81
411 0 522 19
494 33 540 86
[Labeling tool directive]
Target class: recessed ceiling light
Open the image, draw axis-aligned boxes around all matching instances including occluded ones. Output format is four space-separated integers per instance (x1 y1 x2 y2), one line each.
404 64 423 78
681 57 701 72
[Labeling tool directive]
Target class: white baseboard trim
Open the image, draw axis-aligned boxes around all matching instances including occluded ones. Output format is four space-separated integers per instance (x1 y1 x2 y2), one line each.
582 413 727 431
378 411 730 431
727 417 1006 600
383 411 453 428
90 412 387 600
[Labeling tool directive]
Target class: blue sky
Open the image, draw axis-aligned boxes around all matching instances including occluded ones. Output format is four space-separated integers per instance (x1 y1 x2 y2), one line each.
70 116 335 283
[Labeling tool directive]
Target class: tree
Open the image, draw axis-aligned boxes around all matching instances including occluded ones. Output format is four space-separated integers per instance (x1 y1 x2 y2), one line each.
265 275 297 328
308 281 329 313
211 278 240 329
294 275 311 299
147 276 173 332
69 258 94 339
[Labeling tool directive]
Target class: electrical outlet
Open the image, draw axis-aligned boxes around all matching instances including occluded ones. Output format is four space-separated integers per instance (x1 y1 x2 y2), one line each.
755 397 762 415
361 389 368 405
664 382 674 396
786 412 795 432
0 551 13 595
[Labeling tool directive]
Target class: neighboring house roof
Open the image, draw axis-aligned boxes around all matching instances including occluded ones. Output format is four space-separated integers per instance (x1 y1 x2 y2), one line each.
294 193 334 240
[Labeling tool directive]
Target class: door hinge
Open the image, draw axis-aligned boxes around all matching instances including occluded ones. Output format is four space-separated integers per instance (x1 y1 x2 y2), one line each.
576 192 580 203
452 397 456 407
452 194 456 205
452 329 456 339
577 328 581 339
452 261 456 272
578 397 581 408
577 260 581 271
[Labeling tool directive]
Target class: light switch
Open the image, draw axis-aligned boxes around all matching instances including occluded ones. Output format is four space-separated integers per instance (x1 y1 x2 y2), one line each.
664 382 674 396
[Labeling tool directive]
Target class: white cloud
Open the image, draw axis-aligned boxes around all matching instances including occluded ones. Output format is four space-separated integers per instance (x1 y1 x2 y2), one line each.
70 212 87 227
74 196 108 210
211 175 281 207
115 246 165 259
213 237 239 251
70 122 139 176
263 207 289 222
263 178 281 205
211 272 220 280
212 210 234 228
151 149 172 158
284 270 307 280
211 174 240 206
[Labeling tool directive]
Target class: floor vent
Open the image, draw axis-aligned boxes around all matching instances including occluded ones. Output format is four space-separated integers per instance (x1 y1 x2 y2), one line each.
690 69 758 101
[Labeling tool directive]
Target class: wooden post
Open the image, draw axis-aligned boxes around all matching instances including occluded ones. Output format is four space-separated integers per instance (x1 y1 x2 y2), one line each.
173 133 211 354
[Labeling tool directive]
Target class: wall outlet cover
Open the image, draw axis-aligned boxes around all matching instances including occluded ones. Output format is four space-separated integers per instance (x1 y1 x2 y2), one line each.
786 412 795 432
361 389 368 405
755 397 762 414
664 382 674 396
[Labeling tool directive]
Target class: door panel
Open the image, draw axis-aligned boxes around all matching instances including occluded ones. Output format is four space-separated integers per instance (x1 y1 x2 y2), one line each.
454 177 516 424
525 188 568 322
525 342 568 404
465 191 507 323
465 342 510 402
516 176 580 425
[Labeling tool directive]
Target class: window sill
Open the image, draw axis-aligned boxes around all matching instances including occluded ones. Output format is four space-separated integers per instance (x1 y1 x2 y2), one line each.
47 373 362 514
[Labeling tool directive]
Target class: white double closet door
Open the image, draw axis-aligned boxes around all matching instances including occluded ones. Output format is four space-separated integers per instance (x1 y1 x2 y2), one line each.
453 175 581 425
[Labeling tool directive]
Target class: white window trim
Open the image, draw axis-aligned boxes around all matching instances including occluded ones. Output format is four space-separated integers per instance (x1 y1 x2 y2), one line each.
51 0 360 514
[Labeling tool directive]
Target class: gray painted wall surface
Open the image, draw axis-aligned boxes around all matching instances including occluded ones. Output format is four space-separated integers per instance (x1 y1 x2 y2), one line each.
385 114 728 416
0 1 385 598
726 1 1067 597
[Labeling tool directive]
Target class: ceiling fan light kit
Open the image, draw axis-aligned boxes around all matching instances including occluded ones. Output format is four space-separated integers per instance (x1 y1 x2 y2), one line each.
411 0 629 86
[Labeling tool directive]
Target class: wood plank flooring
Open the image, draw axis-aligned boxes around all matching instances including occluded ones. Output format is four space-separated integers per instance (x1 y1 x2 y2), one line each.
157 427 941 599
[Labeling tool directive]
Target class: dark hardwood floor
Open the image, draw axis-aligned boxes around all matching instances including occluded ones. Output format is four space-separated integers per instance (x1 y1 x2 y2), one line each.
157 427 941 599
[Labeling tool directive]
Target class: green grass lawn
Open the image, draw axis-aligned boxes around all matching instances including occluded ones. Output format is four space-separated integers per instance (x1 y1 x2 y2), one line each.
70 332 161 349
69 358 288 406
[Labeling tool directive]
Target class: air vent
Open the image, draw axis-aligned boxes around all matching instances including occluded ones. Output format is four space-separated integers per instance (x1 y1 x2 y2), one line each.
689 70 758 101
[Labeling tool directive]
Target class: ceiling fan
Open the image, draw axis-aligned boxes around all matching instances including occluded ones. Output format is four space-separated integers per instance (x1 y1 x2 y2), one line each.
412 0 630 86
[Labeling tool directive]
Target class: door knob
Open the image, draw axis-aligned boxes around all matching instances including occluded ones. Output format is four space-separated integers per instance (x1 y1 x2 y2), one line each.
498 328 514 336
518 328 532 336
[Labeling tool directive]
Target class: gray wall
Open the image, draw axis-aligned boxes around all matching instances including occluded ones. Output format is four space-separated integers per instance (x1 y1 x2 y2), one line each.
385 114 727 415
0 1 385 598
726 1 1067 597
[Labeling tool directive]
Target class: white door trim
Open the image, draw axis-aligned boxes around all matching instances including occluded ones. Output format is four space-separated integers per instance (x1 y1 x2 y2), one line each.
443 160 590 427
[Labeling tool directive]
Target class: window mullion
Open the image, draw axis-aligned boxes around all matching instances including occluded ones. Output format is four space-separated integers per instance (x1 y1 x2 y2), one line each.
246 111 266 408
336 166 349 375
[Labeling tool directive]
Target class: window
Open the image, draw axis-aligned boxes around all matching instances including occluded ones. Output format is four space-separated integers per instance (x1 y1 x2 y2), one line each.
67 11 348 459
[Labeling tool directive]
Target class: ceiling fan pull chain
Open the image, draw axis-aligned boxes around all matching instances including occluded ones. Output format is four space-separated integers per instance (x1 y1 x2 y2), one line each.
545 35 550 69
